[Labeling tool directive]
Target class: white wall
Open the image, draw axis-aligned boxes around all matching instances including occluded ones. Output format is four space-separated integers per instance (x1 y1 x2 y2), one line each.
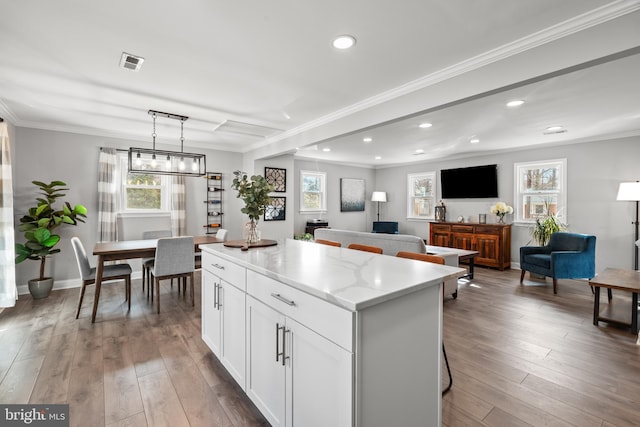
13 127 243 286
293 159 376 235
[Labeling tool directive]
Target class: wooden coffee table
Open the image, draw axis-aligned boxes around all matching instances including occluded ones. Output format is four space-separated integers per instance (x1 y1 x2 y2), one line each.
590 268 640 334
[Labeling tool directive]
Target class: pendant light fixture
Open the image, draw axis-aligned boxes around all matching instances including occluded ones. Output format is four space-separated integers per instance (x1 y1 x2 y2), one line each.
128 110 206 176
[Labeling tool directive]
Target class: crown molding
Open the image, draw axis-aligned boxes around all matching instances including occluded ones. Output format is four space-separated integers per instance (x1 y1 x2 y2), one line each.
253 0 640 152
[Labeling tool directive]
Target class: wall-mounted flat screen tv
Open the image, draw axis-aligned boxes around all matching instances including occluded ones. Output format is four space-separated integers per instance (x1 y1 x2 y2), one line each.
440 164 498 199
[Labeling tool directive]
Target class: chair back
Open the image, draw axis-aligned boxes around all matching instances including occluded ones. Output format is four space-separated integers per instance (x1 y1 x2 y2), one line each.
316 239 341 247
396 251 445 265
142 229 172 240
548 232 595 252
154 237 195 276
71 237 92 280
217 229 228 241
348 243 383 254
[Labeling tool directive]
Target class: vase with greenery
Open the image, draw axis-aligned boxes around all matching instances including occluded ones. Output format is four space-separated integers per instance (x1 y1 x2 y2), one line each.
231 171 274 243
15 180 88 298
531 214 567 246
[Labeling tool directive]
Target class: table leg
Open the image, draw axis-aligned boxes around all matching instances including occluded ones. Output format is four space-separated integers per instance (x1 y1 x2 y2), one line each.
632 292 638 334
92 255 105 323
467 258 475 280
593 286 600 326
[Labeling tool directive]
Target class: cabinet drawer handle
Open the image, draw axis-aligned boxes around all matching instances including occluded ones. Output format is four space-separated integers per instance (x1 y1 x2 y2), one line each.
212 263 225 270
271 293 296 306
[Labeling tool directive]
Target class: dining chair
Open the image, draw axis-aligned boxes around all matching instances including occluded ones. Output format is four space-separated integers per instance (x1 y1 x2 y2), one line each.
347 243 383 254
316 239 341 247
150 236 195 314
216 228 228 241
141 229 172 295
71 237 132 320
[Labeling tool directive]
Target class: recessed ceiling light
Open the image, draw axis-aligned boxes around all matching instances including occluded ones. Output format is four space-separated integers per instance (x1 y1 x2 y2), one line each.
415 149 424 154
506 100 525 107
375 156 382 160
322 147 331 152
363 137 372 142
419 122 432 129
544 125 567 134
332 35 356 49
470 138 480 144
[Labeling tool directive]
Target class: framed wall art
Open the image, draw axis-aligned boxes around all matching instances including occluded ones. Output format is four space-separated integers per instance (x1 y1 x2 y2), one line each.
265 167 286 192
340 178 365 212
264 196 286 221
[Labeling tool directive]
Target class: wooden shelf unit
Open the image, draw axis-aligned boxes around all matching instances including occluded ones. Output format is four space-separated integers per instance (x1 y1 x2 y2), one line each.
430 222 511 270
204 172 223 234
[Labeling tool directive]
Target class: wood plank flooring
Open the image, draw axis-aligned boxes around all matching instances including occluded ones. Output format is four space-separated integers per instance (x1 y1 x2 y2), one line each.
1 268 640 426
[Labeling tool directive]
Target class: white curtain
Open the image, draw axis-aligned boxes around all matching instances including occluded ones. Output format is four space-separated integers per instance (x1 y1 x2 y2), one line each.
97 147 117 242
172 175 186 236
0 122 17 307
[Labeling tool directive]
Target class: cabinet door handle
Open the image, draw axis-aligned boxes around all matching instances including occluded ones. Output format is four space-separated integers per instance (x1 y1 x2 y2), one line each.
282 327 290 366
213 283 219 309
216 283 222 309
212 263 225 270
271 293 296 306
276 323 285 363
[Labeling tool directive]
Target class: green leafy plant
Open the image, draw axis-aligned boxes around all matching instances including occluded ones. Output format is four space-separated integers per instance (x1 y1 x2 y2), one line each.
294 233 314 241
530 200 567 246
231 171 274 220
15 180 88 280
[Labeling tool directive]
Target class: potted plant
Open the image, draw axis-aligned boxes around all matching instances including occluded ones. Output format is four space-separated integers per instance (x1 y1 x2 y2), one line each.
531 213 567 246
231 171 274 243
15 180 88 299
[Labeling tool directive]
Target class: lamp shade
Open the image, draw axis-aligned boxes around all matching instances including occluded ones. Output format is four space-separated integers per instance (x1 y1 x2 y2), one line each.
371 191 387 202
616 181 640 201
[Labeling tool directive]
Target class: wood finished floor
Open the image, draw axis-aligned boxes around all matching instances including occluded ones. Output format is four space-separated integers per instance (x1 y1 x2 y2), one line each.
1 268 640 426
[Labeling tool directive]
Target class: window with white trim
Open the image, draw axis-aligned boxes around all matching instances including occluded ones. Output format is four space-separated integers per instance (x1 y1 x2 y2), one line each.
514 158 567 223
117 154 171 212
300 170 327 212
407 172 436 219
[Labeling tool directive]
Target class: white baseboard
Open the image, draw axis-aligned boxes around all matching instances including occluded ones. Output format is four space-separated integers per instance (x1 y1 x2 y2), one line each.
17 271 144 296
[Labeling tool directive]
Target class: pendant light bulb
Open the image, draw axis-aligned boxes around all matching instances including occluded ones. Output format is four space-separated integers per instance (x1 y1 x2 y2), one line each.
151 154 157 168
136 152 142 166
179 157 185 170
165 155 171 169
191 158 198 171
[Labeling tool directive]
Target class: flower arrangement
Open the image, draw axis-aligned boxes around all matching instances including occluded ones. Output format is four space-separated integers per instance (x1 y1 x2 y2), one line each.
231 170 274 243
489 201 513 223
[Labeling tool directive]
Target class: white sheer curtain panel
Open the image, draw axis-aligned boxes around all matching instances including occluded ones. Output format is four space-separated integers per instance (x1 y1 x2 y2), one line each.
172 175 186 236
97 147 117 242
0 122 17 307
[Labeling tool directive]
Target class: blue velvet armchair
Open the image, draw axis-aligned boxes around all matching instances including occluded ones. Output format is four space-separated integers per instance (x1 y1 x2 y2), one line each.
520 232 596 294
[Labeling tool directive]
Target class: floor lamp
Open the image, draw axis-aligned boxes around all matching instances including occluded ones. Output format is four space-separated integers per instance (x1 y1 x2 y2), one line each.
616 181 640 270
371 191 387 222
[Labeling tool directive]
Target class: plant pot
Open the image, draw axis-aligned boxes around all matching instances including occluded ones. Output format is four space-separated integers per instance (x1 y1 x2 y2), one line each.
28 278 54 299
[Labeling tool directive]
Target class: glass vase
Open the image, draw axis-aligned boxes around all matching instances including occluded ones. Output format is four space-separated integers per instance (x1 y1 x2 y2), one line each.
244 219 261 243
496 214 505 224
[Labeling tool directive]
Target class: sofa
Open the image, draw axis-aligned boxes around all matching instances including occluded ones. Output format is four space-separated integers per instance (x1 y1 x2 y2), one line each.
314 228 460 298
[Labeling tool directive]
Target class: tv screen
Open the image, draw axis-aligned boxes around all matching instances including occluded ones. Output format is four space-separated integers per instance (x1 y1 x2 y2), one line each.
441 164 498 199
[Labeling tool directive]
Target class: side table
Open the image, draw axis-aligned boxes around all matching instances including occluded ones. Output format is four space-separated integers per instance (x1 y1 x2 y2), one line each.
590 268 640 334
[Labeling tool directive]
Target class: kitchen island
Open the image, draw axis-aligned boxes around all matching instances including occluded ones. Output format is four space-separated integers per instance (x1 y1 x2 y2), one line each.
200 238 463 427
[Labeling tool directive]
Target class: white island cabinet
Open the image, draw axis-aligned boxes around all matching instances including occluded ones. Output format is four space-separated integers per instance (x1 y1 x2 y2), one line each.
201 239 463 427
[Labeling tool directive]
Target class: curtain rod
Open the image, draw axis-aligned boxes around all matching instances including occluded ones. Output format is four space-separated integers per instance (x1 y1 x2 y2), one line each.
100 147 128 153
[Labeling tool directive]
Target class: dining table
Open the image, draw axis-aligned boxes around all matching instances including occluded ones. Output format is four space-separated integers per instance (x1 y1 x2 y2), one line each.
91 235 223 323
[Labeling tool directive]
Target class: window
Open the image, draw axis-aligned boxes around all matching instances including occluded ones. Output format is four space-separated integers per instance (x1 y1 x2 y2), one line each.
407 172 436 219
118 154 170 212
514 159 567 223
300 171 326 212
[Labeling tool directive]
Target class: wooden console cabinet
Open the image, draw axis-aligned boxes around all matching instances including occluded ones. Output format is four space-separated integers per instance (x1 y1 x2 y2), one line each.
430 222 511 270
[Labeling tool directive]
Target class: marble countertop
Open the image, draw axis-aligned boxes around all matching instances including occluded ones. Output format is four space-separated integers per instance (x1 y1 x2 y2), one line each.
201 238 464 311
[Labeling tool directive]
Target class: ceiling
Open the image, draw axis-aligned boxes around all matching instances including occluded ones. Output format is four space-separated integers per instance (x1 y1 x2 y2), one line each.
1 0 639 167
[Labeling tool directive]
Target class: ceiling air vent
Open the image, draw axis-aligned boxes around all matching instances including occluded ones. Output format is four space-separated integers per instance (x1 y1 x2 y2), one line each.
120 52 144 72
